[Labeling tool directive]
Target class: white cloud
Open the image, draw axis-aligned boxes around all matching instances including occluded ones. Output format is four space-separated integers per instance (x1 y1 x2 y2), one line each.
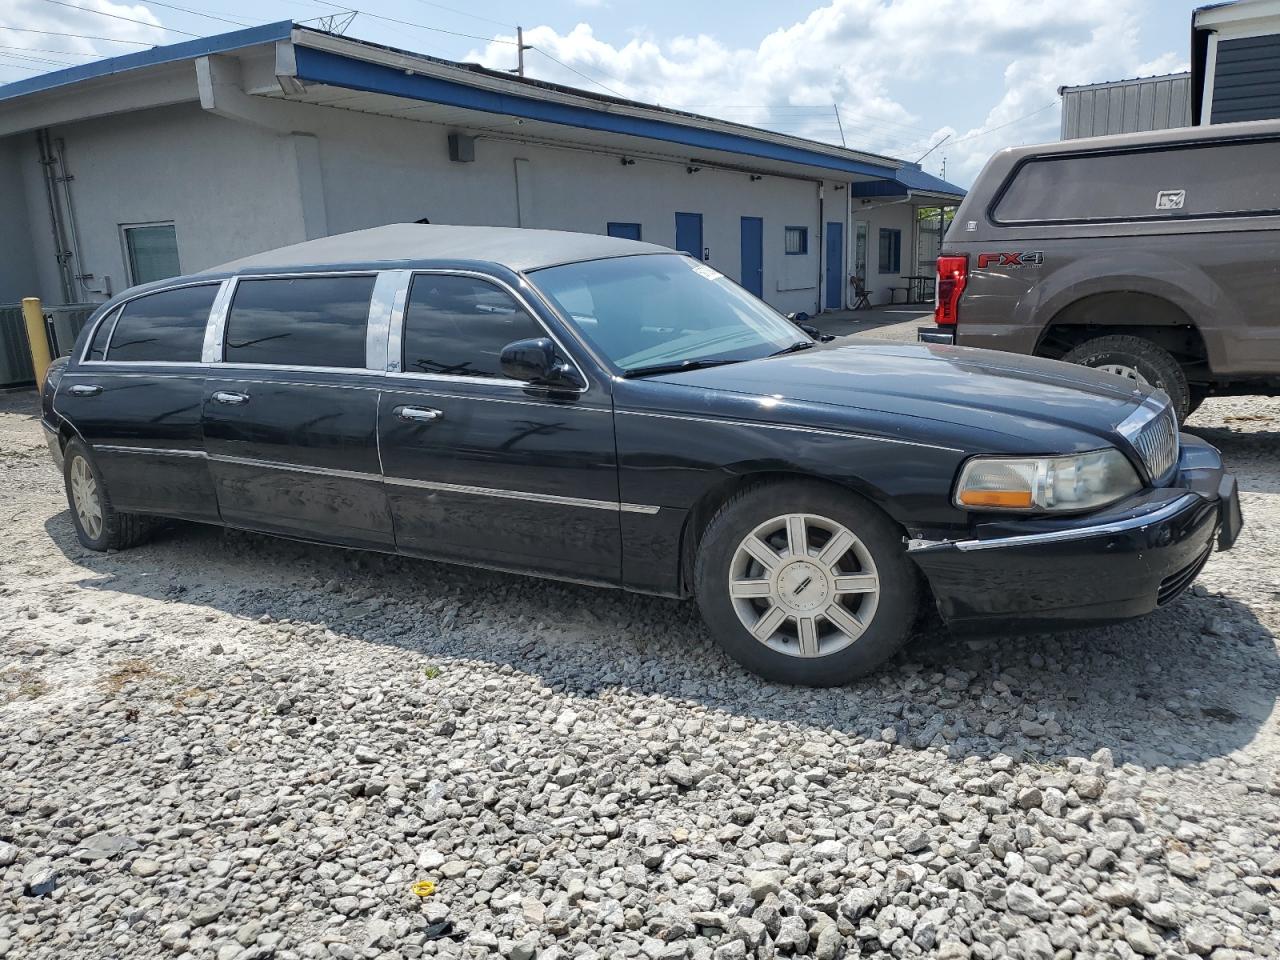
0 0 166 80
464 0 1183 186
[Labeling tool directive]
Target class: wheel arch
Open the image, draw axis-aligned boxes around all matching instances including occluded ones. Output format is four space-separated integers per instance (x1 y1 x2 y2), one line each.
675 468 906 596
1034 291 1210 377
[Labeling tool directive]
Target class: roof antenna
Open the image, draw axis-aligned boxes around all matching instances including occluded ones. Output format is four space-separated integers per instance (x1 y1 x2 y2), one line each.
833 104 846 147
507 27 533 77
316 9 357 34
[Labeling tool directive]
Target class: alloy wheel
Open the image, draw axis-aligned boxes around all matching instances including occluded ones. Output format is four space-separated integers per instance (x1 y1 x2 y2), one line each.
727 512 880 658
1096 363 1151 386
69 455 103 540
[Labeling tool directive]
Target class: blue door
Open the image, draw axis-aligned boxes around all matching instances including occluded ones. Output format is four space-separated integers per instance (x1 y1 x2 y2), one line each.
740 217 764 297
675 212 703 260
825 221 844 310
607 222 642 241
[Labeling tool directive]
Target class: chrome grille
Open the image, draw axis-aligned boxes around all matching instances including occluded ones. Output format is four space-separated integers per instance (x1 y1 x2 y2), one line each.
1131 406 1179 481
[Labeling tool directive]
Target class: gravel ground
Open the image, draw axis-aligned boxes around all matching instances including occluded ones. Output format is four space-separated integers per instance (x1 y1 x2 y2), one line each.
1 374 1277 960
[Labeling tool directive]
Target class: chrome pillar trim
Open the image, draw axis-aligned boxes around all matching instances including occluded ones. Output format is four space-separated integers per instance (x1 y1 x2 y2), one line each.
384 475 660 514
367 269 410 373
909 494 1202 554
95 444 209 458
202 278 236 364
385 273 411 373
208 453 381 483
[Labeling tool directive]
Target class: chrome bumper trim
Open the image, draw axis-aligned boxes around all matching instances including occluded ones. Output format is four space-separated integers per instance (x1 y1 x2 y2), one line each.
908 494 1203 553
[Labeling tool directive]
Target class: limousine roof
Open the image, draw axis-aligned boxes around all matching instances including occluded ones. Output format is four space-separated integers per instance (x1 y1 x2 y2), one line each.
208 223 673 275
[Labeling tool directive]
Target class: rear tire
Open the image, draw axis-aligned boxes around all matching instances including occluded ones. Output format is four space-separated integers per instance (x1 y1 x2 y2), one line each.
693 481 919 686
1062 335 1190 422
63 439 153 551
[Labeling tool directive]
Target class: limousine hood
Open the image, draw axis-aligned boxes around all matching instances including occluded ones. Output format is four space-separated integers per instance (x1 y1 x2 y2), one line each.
646 341 1153 451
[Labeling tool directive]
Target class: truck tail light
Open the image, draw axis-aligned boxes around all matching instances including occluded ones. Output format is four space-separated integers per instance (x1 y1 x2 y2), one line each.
935 254 968 327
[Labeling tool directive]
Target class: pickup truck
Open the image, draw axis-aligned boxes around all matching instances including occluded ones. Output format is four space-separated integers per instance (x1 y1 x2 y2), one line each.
918 117 1280 422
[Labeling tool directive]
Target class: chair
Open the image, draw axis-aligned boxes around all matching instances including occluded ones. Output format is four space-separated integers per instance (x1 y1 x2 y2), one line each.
850 275 872 310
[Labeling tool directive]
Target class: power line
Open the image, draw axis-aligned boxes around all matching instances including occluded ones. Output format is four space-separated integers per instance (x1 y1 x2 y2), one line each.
340 7 519 44
404 0 513 29
0 25 153 45
0 47 84 66
949 100 1059 145
40 0 199 37
140 0 255 28
531 47 626 98
0 42 98 58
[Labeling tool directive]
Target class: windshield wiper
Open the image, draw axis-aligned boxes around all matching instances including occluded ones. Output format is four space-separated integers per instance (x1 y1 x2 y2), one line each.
769 340 816 357
621 357 743 378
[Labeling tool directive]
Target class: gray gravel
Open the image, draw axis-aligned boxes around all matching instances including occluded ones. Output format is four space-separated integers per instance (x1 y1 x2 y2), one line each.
1 381 1277 960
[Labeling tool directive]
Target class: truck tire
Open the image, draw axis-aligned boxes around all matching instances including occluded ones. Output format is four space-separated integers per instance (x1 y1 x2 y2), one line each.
1062 335 1190 422
693 480 919 686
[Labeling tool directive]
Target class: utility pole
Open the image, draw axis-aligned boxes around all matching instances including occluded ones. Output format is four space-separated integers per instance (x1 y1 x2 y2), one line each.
833 104 846 147
515 26 532 77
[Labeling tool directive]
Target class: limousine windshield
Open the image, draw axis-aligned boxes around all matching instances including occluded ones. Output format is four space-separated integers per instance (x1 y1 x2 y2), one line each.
532 253 804 373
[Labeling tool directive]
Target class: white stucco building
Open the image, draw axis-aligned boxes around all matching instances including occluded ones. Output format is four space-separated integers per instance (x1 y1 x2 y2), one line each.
0 22 963 320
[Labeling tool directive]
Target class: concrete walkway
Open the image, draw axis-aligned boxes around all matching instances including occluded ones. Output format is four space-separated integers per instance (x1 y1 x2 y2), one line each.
812 305 932 343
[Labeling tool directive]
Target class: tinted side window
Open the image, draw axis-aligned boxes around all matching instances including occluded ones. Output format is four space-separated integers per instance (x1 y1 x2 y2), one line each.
224 275 375 368
107 285 218 362
84 307 120 362
993 139 1280 224
402 275 543 378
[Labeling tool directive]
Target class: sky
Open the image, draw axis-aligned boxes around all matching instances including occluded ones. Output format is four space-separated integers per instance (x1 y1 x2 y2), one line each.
0 0 1205 185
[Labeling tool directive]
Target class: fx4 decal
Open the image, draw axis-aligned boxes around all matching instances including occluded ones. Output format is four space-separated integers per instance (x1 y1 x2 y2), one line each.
976 251 1044 268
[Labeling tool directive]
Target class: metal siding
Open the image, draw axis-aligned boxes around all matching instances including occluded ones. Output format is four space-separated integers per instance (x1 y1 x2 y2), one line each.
1211 34 1280 124
1061 74 1193 138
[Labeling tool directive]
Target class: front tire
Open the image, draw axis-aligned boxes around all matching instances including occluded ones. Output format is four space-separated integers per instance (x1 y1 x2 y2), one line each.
63 439 153 551
1061 335 1190 422
694 481 919 686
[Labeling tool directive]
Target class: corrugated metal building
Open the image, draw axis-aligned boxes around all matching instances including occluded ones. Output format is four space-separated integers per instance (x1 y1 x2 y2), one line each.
1060 0 1280 138
1060 74 1193 139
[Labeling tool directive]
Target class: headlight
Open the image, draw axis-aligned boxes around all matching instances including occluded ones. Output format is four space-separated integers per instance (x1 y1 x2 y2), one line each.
954 449 1141 512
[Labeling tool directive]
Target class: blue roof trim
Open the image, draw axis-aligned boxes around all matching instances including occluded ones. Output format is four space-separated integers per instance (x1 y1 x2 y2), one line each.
0 20 294 104
292 46 898 179
852 161 965 199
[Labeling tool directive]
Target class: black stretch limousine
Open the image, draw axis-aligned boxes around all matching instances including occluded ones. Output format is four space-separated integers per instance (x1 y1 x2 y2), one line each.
41 225 1241 686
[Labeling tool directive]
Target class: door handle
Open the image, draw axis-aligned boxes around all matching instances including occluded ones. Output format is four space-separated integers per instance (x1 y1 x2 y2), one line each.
212 390 250 405
68 384 102 397
395 405 442 423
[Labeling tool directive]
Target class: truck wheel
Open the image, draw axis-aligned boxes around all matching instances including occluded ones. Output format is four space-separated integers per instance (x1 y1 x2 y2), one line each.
63 439 153 551
1062 335 1190 421
693 481 919 686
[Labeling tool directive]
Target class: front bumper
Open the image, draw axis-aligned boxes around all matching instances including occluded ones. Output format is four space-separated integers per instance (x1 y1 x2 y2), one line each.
909 435 1241 632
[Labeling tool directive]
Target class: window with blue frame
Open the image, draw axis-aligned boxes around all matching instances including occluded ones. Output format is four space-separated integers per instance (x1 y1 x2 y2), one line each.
784 226 808 255
606 222 643 241
878 228 902 274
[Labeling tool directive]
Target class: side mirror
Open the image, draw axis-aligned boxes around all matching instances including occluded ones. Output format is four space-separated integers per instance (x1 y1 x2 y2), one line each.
500 337 584 389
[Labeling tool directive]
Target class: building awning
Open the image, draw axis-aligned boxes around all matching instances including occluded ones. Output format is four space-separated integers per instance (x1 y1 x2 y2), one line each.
849 161 965 203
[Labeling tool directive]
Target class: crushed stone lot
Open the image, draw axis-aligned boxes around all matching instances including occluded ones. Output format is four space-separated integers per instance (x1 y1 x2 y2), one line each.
1 385 1278 960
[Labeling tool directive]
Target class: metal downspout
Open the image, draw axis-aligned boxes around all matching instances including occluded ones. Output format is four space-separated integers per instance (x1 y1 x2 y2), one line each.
53 137 91 300
37 129 74 304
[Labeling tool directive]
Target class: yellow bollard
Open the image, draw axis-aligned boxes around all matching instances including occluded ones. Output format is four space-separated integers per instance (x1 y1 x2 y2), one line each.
22 297 52 391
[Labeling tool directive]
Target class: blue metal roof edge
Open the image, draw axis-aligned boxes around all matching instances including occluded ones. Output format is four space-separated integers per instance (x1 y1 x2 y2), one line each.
0 20 295 104
850 161 964 199
292 46 899 179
